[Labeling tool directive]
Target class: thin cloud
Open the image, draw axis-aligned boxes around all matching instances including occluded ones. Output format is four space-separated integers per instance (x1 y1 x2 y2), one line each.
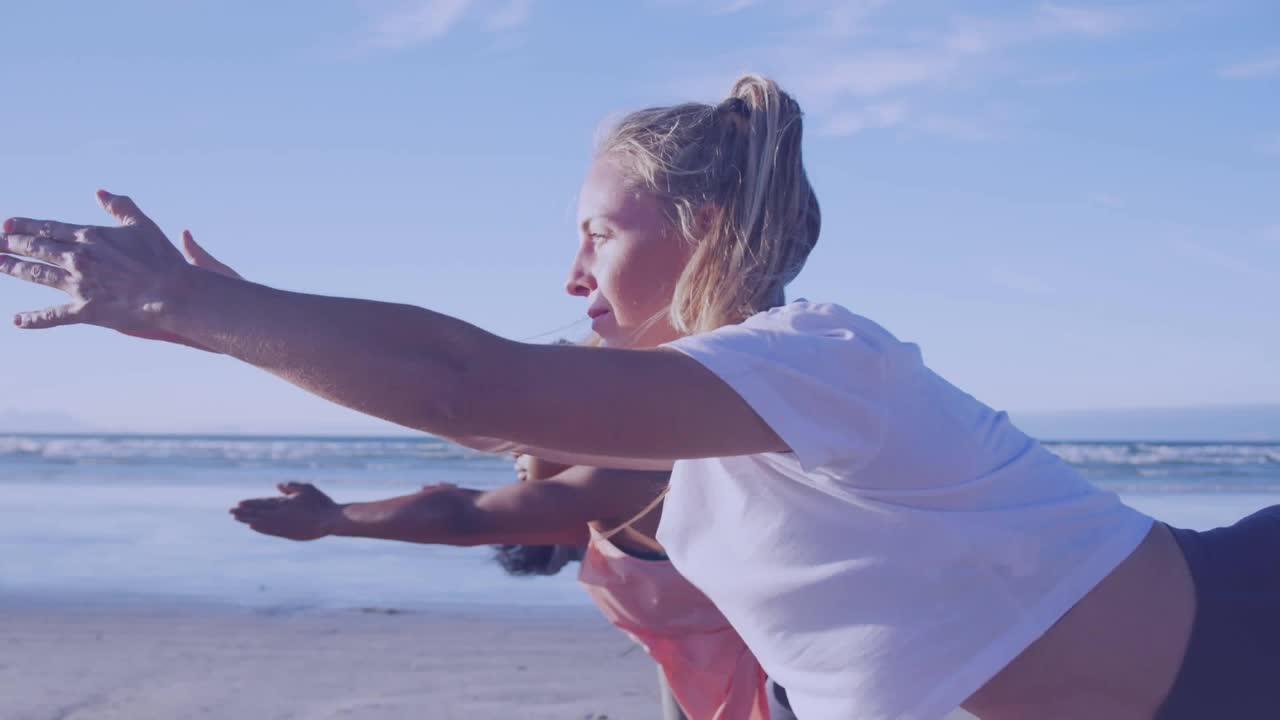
486 0 534 30
368 0 473 49
820 101 909 136
1221 52 1280 79
1173 238 1277 282
666 3 1139 143
915 114 993 142
654 0 765 17
710 0 758 15
791 3 1136 111
944 3 1132 57
1037 2 1130 36
818 0 893 37
805 53 953 100
788 5 1130 141
814 103 993 142
365 0 535 49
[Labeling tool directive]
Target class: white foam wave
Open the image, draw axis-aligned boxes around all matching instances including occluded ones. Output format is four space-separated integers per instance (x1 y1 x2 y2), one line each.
1045 442 1280 467
0 435 491 467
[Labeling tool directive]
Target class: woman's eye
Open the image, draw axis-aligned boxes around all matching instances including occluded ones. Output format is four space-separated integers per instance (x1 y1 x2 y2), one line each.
589 232 608 242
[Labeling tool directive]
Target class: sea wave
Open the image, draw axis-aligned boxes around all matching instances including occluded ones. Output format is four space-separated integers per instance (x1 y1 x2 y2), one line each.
1044 442 1280 467
1 435 1277 492
0 434 494 469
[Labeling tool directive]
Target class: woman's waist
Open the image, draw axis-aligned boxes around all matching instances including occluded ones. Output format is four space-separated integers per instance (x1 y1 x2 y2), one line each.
965 521 1195 719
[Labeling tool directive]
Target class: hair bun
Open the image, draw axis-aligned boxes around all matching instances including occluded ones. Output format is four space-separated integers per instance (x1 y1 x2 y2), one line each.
715 96 751 134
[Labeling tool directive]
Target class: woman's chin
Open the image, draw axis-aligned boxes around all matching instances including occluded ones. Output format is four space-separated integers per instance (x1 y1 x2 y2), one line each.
594 329 636 350
596 334 625 349
591 318 674 350
590 314 622 343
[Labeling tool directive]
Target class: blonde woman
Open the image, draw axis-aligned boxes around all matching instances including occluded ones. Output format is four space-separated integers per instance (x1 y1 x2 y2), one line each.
4 74 1275 719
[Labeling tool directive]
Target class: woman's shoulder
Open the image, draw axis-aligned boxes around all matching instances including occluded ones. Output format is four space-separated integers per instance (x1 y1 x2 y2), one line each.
734 299 902 350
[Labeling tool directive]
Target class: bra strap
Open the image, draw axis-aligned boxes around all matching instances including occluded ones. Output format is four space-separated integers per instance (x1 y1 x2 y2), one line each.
598 485 671 542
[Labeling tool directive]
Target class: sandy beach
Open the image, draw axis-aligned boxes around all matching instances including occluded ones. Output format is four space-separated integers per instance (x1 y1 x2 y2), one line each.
2 597 983 720
2 599 661 720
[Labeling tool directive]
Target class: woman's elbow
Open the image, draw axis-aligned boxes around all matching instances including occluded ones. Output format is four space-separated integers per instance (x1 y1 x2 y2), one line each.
411 335 517 438
397 488 487 545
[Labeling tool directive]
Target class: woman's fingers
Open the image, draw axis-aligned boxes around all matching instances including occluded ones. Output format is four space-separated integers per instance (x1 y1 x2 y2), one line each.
0 236 88 330
0 256 72 290
279 482 313 495
0 239 87 330
231 502 287 525
13 303 85 330
230 504 262 517
1 217 84 242
181 230 242 279
234 496 287 513
96 189 159 232
0 234 78 267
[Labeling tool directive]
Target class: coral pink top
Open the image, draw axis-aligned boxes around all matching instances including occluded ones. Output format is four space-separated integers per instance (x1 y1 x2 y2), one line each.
578 523 769 720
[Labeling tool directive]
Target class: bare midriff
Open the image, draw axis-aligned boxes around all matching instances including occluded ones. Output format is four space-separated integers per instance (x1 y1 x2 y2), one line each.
963 522 1196 720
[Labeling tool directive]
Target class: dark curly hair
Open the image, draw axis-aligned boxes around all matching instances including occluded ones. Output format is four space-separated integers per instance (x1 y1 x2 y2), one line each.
491 544 584 576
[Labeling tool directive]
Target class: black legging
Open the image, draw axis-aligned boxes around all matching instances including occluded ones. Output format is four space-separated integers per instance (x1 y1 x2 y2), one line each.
1156 506 1280 718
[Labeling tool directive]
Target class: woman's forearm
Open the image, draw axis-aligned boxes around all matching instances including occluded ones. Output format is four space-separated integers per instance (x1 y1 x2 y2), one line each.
329 488 586 547
330 489 481 545
159 267 501 433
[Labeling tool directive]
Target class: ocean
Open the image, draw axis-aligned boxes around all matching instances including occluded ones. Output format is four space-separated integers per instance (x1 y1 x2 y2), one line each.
3 434 1278 611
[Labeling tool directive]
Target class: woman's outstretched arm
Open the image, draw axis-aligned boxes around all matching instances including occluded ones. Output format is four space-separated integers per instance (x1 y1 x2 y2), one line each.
231 465 670 547
165 268 782 463
0 194 785 465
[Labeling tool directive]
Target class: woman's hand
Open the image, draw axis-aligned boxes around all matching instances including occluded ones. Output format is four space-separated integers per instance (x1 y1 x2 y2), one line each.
0 190 195 332
230 482 344 542
115 229 242 350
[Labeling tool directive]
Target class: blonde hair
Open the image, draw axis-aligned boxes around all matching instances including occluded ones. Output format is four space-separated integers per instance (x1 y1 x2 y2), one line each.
598 74 821 336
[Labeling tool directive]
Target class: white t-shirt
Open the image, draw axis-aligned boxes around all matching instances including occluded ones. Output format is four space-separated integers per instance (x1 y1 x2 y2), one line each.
657 300 1153 720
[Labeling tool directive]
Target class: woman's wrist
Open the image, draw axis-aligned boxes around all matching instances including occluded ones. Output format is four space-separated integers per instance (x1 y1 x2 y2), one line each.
152 263 222 337
328 504 361 538
152 263 277 354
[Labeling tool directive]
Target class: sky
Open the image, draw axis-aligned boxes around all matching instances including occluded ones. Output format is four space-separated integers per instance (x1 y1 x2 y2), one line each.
0 0 1276 435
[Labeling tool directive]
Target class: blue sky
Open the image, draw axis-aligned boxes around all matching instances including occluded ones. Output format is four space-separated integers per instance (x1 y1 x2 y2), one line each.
0 0 1276 434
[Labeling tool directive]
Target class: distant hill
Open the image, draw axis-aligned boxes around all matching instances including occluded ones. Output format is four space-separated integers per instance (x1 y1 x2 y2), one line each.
0 408 410 438
1012 404 1280 442
0 409 100 434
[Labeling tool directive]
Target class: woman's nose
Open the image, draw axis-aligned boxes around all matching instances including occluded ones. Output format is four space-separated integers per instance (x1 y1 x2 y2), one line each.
565 254 595 297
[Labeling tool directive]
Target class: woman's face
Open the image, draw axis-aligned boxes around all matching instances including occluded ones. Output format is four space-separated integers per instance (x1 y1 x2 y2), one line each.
565 157 691 349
